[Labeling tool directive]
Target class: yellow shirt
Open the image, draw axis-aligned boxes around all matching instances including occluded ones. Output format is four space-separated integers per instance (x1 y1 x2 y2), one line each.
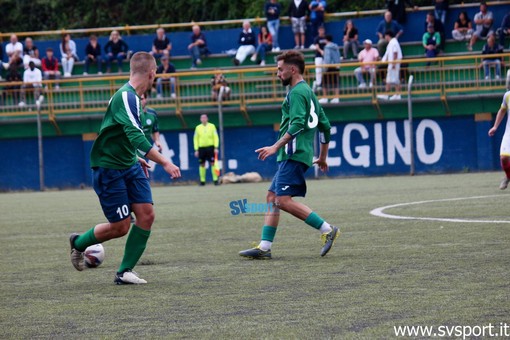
193 123 219 150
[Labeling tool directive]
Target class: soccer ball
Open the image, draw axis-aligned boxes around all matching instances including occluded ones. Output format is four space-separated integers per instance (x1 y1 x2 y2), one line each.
84 244 105 268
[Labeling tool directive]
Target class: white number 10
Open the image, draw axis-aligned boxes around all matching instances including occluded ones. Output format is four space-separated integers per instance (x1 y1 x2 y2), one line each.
116 205 129 219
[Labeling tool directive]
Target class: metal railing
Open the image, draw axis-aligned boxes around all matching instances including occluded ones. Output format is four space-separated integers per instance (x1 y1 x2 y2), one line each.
1 1 507 39
1 53 508 122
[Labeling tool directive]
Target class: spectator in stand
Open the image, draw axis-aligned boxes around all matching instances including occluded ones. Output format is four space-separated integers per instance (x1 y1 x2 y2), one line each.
150 28 172 60
22 37 41 69
425 11 445 51
156 55 176 99
423 24 441 64
84 35 103 75
319 34 340 104
232 20 256 66
3 34 23 70
41 47 61 89
468 2 494 51
251 26 272 66
385 0 418 25
343 19 359 60
433 0 448 25
211 69 231 101
188 25 209 69
378 30 403 101
309 1 326 40
104 30 129 73
265 0 282 52
354 39 379 88
496 11 510 49
312 25 327 93
288 0 309 49
19 61 43 107
376 11 403 56
59 33 78 77
4 64 22 104
482 34 504 80
452 11 474 42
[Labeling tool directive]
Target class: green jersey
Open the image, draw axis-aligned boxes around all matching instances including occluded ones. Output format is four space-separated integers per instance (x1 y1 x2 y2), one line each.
277 80 331 167
90 83 153 169
141 106 159 143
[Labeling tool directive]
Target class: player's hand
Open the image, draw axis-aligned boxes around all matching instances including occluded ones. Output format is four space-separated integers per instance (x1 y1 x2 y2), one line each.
164 162 181 179
194 151 199 158
488 127 497 137
313 158 329 172
255 145 276 161
214 148 219 156
138 157 151 178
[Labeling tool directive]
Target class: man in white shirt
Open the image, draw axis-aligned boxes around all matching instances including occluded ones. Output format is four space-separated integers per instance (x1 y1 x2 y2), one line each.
19 61 44 107
378 30 403 100
468 1 493 51
4 34 23 70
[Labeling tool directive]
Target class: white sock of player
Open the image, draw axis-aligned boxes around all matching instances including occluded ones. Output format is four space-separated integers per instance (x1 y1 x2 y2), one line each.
259 240 272 251
319 222 332 234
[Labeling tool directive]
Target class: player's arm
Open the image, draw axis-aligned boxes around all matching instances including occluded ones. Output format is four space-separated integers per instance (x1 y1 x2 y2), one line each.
489 106 507 136
256 132 293 161
213 125 219 154
193 126 199 157
146 148 180 179
152 131 162 151
314 106 331 172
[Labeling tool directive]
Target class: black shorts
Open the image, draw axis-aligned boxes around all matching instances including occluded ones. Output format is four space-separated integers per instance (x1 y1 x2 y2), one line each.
198 146 215 164
323 68 339 88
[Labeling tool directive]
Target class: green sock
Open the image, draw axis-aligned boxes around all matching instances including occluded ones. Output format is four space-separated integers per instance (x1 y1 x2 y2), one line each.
199 166 206 182
118 225 151 273
74 227 99 251
211 166 218 181
261 225 277 242
304 212 325 230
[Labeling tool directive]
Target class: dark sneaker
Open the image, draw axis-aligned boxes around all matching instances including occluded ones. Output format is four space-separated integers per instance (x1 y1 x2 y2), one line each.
69 233 85 271
199 182 205 186
320 226 340 257
114 270 147 285
214 180 219 186
239 247 272 260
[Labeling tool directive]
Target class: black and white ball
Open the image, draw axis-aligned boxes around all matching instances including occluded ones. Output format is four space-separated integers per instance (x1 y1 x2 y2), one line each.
84 244 105 268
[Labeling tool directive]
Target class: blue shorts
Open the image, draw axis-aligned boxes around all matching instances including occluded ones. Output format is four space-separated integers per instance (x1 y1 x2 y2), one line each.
92 164 153 223
269 160 309 197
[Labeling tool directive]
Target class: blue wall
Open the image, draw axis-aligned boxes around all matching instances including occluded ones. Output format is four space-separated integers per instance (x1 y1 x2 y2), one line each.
0 115 504 190
3 3 509 62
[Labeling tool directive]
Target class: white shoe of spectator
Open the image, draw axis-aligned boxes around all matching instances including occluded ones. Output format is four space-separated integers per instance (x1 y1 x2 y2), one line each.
274 47 280 52
196 59 202 65
55 85 60 90
250 55 257 62
358 83 367 89
377 94 389 100
2 62 9 70
309 44 317 50
485 76 489 80
98 72 103 75
18 101 26 108
330 98 340 104
38 95 44 103
171 93 177 99
369 82 374 88
319 98 328 104
389 94 401 100
294 45 300 50
156 94 163 99
496 75 501 80
300 45 304 49
64 72 71 78
83 72 88 76
260 61 266 66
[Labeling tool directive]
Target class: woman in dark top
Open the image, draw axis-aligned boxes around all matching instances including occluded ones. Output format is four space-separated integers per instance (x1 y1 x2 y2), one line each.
343 20 359 59
452 11 473 41
251 26 273 66
104 30 129 73
84 35 102 75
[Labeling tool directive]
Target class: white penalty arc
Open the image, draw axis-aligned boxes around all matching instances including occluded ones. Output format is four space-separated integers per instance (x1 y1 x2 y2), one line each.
370 194 510 223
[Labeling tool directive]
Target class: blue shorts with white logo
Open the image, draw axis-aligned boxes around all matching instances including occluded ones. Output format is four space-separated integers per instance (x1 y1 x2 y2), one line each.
92 163 153 223
269 159 309 197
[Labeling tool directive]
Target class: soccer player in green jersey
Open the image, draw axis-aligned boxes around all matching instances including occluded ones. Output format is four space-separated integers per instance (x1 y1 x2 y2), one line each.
140 93 162 151
69 52 181 284
239 50 339 259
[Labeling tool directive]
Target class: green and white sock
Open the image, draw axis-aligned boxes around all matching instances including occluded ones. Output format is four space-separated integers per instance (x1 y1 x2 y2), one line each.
305 212 332 233
258 225 277 251
118 225 151 273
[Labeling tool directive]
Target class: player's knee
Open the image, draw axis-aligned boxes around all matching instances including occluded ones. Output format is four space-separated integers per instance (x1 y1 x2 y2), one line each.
266 191 276 203
136 210 155 228
274 196 291 211
111 220 131 237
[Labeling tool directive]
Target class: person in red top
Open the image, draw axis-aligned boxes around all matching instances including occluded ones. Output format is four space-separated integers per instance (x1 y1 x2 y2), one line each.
250 26 273 66
41 47 61 89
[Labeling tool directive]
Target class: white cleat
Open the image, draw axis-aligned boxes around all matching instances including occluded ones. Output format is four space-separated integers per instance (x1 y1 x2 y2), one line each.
114 270 147 285
499 177 509 190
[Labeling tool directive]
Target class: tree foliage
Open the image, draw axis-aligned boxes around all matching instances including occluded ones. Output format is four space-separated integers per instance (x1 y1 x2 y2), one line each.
1 0 472 33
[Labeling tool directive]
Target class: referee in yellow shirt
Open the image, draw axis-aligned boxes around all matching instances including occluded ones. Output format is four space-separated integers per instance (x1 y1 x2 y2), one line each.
194 114 219 186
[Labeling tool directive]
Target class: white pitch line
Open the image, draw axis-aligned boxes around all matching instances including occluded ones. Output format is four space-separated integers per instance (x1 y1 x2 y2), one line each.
370 194 510 223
